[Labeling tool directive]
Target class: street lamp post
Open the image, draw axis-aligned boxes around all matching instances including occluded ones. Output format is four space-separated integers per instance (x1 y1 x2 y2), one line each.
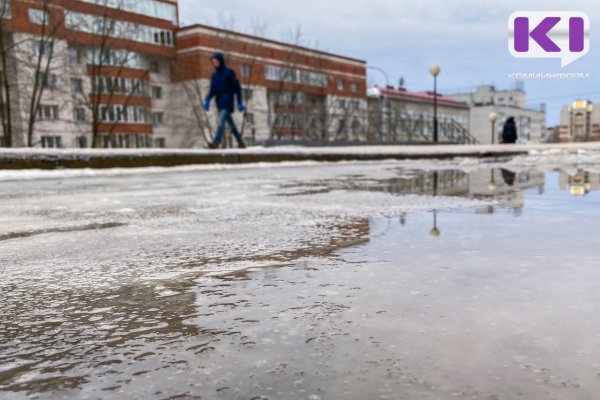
430 212 441 238
368 66 391 143
430 65 441 143
367 66 390 87
489 112 498 145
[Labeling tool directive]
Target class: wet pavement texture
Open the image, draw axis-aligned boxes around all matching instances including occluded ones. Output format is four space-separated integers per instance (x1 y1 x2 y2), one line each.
1 155 600 399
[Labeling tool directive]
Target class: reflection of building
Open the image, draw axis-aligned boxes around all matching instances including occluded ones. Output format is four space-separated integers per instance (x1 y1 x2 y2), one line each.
468 169 545 209
559 100 600 143
374 170 470 197
367 86 474 143
559 169 600 196
447 84 546 144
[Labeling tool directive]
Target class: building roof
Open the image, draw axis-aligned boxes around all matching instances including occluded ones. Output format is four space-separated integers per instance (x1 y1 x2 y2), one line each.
368 86 470 110
177 24 367 66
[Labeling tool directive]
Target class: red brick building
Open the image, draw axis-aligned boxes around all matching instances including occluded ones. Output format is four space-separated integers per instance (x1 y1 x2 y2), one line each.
171 24 368 146
0 0 368 148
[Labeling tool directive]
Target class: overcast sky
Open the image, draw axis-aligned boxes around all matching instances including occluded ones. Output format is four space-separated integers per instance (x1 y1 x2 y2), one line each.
179 0 599 125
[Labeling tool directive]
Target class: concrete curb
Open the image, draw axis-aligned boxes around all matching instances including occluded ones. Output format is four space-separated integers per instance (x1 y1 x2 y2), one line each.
0 150 527 170
0 143 598 170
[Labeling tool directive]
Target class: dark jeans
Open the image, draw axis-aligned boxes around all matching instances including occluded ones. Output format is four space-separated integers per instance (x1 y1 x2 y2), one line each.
214 109 243 145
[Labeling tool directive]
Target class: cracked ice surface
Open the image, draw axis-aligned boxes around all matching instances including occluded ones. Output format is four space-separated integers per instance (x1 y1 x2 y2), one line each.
1 156 600 400
0 162 489 289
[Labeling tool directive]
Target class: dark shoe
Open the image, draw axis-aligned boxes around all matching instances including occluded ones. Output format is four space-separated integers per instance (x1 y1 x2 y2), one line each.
208 142 219 149
238 142 247 149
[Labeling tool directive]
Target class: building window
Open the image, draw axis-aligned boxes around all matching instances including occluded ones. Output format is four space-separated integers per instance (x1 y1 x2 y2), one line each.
77 0 177 24
1 1 11 19
73 107 86 122
153 112 164 126
65 11 175 48
245 113 255 125
264 65 327 88
351 82 359 92
100 105 149 123
37 105 59 121
101 105 117 122
338 118 346 132
351 100 359 111
150 60 160 73
337 80 345 91
240 64 251 77
152 86 163 99
87 48 147 69
68 48 81 64
31 39 53 57
136 135 151 148
29 8 48 25
337 99 346 109
243 88 253 102
352 117 361 132
154 138 166 148
154 32 171 46
41 136 61 148
71 78 83 93
76 136 88 148
38 72 57 89
93 76 148 96
573 113 586 137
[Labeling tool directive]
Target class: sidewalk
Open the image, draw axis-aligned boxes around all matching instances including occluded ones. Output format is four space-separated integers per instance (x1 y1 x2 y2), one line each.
1 143 599 170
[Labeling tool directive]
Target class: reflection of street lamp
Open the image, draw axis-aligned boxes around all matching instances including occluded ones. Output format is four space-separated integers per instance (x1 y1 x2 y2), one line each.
430 171 441 238
488 169 497 191
430 65 441 143
430 212 441 238
489 112 498 145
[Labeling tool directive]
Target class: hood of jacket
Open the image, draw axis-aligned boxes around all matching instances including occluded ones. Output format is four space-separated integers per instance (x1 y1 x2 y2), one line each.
212 52 226 70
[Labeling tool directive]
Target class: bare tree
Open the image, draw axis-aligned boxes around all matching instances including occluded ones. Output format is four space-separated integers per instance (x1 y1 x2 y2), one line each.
0 0 14 147
68 0 144 148
265 25 314 142
22 0 64 147
169 60 214 147
238 17 268 144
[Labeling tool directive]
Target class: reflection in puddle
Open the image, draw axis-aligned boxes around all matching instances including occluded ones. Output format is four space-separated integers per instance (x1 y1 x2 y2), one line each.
1 161 600 399
561 169 600 196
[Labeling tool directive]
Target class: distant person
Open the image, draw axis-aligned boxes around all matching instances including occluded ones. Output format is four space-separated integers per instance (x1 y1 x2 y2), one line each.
502 117 518 144
204 53 246 149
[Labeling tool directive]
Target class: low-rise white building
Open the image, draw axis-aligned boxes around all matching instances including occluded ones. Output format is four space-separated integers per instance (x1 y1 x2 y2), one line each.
448 84 546 144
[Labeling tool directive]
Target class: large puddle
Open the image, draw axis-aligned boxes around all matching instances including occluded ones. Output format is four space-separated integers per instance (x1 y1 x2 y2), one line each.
1 154 600 399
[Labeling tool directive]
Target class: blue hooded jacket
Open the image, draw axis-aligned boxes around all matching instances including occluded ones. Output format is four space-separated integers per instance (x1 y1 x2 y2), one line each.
205 53 243 113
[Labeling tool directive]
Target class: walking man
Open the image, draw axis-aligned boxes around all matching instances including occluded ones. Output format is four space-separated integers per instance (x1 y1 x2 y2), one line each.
204 52 246 149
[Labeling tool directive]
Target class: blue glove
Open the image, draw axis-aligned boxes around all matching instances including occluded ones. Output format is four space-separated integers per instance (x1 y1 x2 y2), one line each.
203 99 210 111
238 102 245 112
